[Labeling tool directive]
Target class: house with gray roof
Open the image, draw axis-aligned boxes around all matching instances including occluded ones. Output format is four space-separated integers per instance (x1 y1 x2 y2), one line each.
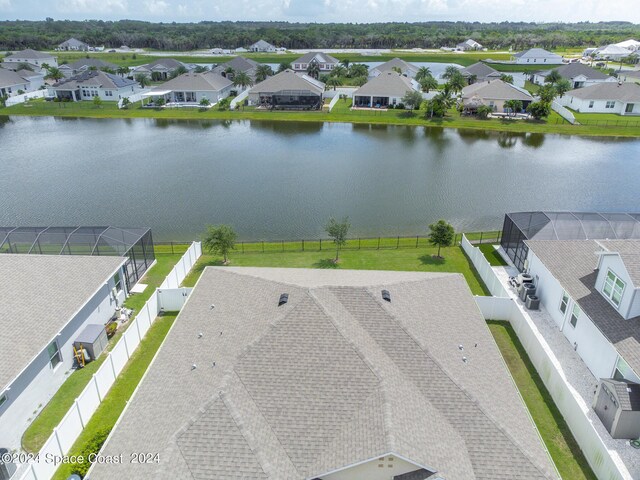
0 255 126 451
248 69 325 110
456 38 483 51
353 71 420 108
90 267 558 480
459 62 501 84
130 58 192 80
461 79 533 113
59 58 119 78
524 238 640 439
57 37 90 51
292 52 339 76
49 70 138 101
369 57 419 78
619 69 640 85
146 71 233 105
532 63 615 89
249 39 277 52
0 68 31 97
513 48 563 65
594 44 634 61
558 82 640 115
2 49 58 73
211 56 260 80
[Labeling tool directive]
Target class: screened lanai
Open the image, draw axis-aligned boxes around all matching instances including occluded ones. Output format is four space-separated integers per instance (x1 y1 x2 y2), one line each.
0 227 155 290
501 212 640 271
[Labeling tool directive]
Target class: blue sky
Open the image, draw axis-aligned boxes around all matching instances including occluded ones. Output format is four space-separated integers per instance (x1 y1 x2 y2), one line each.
0 0 637 23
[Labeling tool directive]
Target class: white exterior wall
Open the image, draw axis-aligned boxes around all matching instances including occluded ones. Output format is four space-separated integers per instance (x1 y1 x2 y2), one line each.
527 251 619 380
75 85 137 101
515 56 563 64
560 95 640 115
5 55 58 68
321 455 424 480
596 255 638 319
0 266 124 450
1 81 30 96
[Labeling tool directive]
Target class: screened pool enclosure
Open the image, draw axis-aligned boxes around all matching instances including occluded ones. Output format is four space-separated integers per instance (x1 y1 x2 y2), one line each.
501 212 640 271
0 227 155 290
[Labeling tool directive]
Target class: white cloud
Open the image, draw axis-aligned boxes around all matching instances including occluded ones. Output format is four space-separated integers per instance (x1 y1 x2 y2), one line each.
145 0 169 15
56 0 127 14
0 0 11 9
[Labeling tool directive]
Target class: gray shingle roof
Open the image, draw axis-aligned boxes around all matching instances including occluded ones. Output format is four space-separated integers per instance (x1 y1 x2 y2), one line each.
353 72 417 97
536 63 610 81
460 62 500 79
212 56 259 75
66 58 118 71
5 49 54 60
565 82 640 102
52 70 137 89
152 71 232 92
370 58 419 76
514 48 563 60
292 52 339 65
0 255 125 392
92 267 557 480
598 240 640 285
249 69 324 95
250 40 276 50
462 79 533 101
0 68 28 88
526 240 640 380
58 38 89 48
605 379 640 411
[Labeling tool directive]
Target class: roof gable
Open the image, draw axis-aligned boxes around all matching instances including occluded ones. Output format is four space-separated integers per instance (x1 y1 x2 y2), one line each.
249 69 324 94
353 72 417 97
462 79 532 101
293 52 339 65
566 82 640 102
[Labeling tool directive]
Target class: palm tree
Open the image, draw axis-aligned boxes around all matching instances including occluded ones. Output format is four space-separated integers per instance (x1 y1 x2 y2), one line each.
325 76 342 90
554 78 571 98
504 99 523 117
223 67 235 79
170 65 188 79
331 65 347 78
500 74 514 84
194 65 209 73
277 62 292 73
117 66 129 77
306 61 320 79
419 75 438 93
348 63 368 78
447 72 466 94
233 71 253 90
45 67 63 81
340 59 350 69
442 65 460 80
135 74 148 88
415 66 432 82
544 69 562 84
255 64 273 82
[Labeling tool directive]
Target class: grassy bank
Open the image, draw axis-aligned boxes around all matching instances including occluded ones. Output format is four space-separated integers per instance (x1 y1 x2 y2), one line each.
5 97 639 138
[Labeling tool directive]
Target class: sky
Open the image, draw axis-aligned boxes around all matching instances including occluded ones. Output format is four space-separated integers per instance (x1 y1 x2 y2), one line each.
0 0 637 24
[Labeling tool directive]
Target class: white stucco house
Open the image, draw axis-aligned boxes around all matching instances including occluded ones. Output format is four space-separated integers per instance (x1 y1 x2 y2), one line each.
49 70 139 101
559 82 640 115
614 39 640 52
57 38 90 51
457 38 483 51
1 49 58 74
249 39 277 52
130 58 192 80
0 69 32 97
531 63 615 89
594 44 634 61
146 71 233 105
352 71 421 108
0 255 127 451
292 52 339 75
513 48 563 65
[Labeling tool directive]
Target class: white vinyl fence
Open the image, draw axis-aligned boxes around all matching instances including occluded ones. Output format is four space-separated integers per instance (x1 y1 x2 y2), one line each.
463 238 629 480
460 234 509 297
5 90 47 107
552 100 577 124
16 242 202 480
229 89 249 110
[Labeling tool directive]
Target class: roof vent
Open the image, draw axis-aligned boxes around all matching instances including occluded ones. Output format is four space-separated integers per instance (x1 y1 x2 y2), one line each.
381 290 391 302
278 293 289 306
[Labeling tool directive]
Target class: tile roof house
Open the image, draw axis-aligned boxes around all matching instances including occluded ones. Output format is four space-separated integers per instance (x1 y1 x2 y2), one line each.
130 58 191 80
0 255 126 450
2 49 58 72
461 79 533 113
459 62 501 83
249 39 277 52
352 71 420 108
211 56 260 80
57 37 90 51
292 52 339 75
559 82 640 115
532 63 615 89
59 58 119 78
147 71 233 104
369 58 419 78
523 239 640 439
50 70 138 101
248 69 325 110
513 48 563 65
90 267 558 480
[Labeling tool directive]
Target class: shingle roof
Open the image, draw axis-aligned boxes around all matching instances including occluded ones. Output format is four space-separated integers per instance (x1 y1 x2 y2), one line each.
293 52 339 65
537 63 611 81
52 70 137 89
526 240 640 380
136 58 185 71
152 71 232 92
565 82 640 102
461 79 533 101
92 267 558 480
249 69 324 95
514 48 563 60
66 58 118 71
5 49 54 60
211 56 259 75
598 240 640 285
0 255 124 392
605 379 640 411
460 62 500 79
0 68 28 88
250 39 275 49
371 57 419 75
353 71 417 97
58 38 89 48
596 44 633 56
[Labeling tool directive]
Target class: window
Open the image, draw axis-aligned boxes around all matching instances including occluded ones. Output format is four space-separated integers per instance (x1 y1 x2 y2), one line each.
560 290 569 314
47 340 62 368
114 272 122 293
588 100 594 108
603 270 625 307
0 393 6 409
570 304 580 328
605 101 615 109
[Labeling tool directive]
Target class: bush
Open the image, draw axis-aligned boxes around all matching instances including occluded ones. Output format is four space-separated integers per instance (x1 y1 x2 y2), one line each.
476 105 493 119
526 101 551 120
396 103 405 110
69 428 112 478
105 322 117 338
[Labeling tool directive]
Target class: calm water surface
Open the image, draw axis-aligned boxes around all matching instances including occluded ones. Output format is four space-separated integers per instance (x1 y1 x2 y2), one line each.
0 115 638 241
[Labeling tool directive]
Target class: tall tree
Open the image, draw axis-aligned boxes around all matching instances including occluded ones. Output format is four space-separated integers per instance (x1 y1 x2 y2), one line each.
447 71 466 94
428 219 455 258
415 66 432 82
306 61 320 79
401 90 424 110
340 58 350 69
544 69 562 84
325 76 342 90
255 64 273 82
499 74 514 84
348 63 368 78
419 75 438 93
134 73 148 88
277 62 292 73
504 99 523 117
554 78 571 98
325 216 350 263
45 67 63 81
232 71 253 90
202 224 237 264
442 65 460 80
537 83 557 103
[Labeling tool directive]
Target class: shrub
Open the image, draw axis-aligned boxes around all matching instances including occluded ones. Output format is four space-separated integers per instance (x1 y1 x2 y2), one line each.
17 89 24 95
105 322 117 338
396 102 405 110
69 427 112 478
476 105 493 119
526 101 551 120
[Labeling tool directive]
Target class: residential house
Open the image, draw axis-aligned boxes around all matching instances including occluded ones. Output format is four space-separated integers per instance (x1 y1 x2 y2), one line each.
146 71 233 105
292 52 339 75
522 238 640 439
368 57 419 78
615 39 640 52
50 70 138 101
0 255 127 450
59 58 119 78
513 48 563 65
532 63 615 88
0 69 32 96
248 69 325 110
457 38 483 51
461 79 533 113
211 56 259 80
352 71 420 108
130 58 191 80
2 49 58 73
594 44 633 61
459 62 501 84
57 38 90 51
619 70 640 85
249 39 276 52
89 267 559 480
559 82 640 115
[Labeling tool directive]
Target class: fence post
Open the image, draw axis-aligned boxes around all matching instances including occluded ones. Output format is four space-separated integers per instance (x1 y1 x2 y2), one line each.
75 399 85 429
54 428 64 457
282 240 284 252
242 241 244 253
479 232 483 244
416 235 419 248
397 236 400 249
262 241 264 253
320 239 322 251
302 239 304 252
358 238 361 250
93 374 102 402
377 237 380 250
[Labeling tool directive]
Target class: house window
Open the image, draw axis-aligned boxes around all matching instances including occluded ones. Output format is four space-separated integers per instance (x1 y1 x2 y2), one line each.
114 272 122 293
560 290 569 314
605 101 615 109
570 304 581 328
48 340 62 368
0 393 6 409
603 270 625 307
588 101 594 108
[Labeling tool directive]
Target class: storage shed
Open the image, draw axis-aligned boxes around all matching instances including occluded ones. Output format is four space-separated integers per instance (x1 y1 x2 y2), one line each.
593 379 640 439
74 324 109 362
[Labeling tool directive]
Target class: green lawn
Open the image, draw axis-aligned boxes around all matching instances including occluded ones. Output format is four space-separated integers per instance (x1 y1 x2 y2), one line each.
567 109 640 126
488 321 597 480
21 253 181 453
52 313 178 480
478 243 509 266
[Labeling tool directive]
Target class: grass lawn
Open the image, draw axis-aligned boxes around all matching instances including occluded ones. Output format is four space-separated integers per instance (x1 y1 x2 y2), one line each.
478 243 508 266
21 253 181 453
52 313 178 480
488 321 597 480
567 109 640 126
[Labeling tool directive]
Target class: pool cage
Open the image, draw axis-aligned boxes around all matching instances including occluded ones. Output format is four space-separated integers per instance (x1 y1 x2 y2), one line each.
0 227 155 291
501 212 640 271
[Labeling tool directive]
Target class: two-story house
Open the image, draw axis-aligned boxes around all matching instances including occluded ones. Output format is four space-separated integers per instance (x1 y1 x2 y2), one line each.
291 52 339 76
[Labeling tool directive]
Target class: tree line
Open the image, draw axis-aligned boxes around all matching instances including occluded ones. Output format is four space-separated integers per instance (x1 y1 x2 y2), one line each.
0 19 638 51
